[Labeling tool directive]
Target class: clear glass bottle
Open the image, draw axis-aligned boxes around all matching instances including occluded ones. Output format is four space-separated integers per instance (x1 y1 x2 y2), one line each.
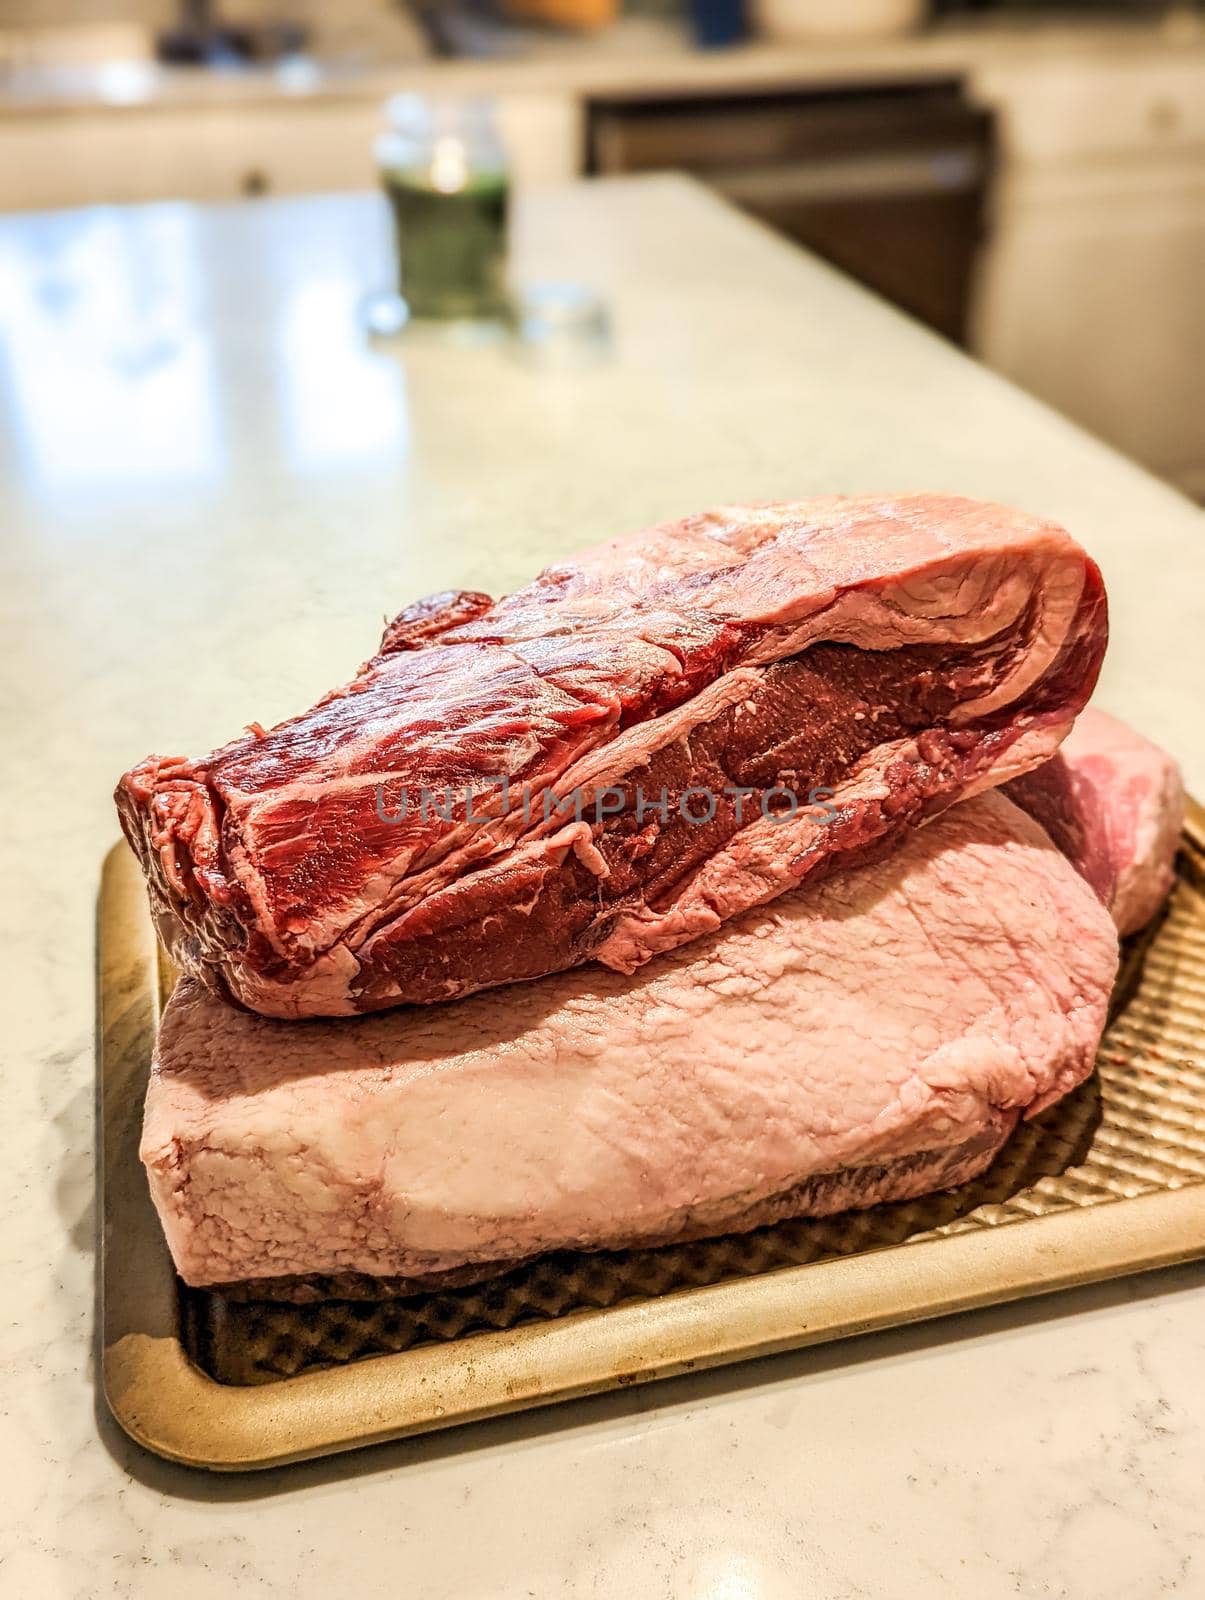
376 95 510 322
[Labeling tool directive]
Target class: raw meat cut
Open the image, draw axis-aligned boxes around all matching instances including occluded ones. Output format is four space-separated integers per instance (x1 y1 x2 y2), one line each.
118 495 1107 1018
1006 707 1184 936
141 791 1118 1294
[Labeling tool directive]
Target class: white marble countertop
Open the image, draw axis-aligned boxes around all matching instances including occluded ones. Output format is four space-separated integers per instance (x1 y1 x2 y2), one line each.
0 12 1202 117
2 176 1203 1597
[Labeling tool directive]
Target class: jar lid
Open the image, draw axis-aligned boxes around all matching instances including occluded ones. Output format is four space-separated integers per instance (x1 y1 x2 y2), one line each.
378 92 505 170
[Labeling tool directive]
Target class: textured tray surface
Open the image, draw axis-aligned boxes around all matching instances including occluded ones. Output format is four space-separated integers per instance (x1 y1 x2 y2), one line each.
182 898 1205 1385
100 812 1205 1466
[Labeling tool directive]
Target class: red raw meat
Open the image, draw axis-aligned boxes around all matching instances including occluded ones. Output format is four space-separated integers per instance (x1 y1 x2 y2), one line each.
1006 706 1184 935
117 495 1107 1017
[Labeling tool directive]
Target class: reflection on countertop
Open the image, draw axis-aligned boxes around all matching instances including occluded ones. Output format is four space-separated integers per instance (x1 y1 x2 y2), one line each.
0 197 413 505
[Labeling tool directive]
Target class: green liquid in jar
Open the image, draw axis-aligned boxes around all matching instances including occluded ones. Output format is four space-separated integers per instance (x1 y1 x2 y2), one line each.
383 166 509 320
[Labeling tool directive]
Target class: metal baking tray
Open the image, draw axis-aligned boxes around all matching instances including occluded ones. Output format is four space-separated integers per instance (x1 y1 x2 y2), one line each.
99 809 1205 1471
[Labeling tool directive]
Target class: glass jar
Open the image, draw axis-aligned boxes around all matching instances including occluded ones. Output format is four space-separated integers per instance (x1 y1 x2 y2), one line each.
376 95 510 322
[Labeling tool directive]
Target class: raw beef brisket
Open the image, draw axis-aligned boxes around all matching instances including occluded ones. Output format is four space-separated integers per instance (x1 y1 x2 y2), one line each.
118 495 1107 1017
142 792 1118 1293
1006 707 1184 935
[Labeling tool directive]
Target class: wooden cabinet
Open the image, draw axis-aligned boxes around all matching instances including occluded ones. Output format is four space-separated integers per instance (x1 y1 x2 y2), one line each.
588 84 994 345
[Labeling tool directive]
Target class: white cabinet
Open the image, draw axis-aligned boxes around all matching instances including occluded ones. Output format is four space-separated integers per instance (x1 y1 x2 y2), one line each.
0 101 379 209
971 55 1205 497
0 90 580 211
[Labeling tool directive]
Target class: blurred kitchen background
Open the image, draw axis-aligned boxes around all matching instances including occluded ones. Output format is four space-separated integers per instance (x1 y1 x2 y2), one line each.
0 0 1201 496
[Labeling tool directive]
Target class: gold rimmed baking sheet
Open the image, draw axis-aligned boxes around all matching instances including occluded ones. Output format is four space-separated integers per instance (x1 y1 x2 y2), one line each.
100 809 1205 1471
